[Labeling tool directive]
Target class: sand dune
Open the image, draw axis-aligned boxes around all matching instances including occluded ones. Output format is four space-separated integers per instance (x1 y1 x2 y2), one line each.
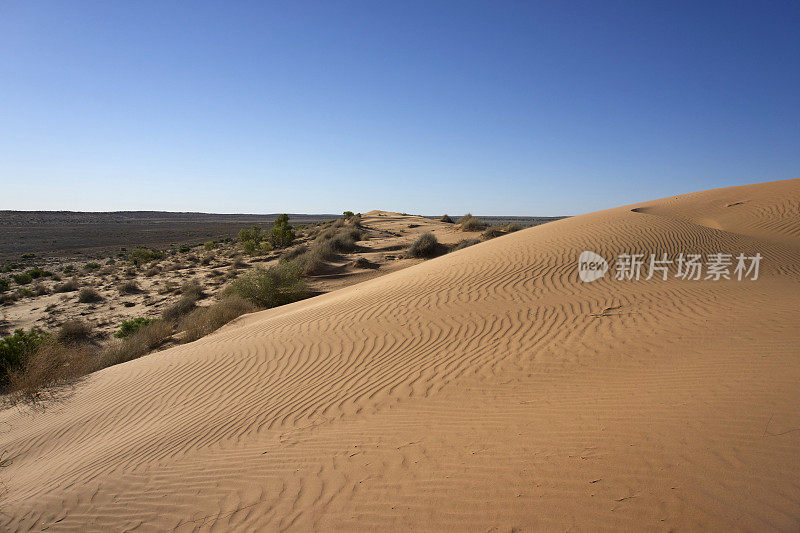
1 179 799 531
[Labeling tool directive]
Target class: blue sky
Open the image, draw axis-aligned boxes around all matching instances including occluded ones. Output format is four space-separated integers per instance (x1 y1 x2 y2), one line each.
1 1 798 215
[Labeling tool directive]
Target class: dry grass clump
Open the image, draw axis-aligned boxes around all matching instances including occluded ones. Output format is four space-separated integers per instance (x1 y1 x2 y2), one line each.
288 225 364 275
407 232 444 258
56 320 93 345
54 278 80 293
353 257 379 269
33 283 51 296
99 320 172 367
118 280 141 294
458 213 487 232
481 222 524 240
6 340 94 406
180 296 256 343
162 295 197 321
450 238 481 252
179 279 205 301
78 287 103 303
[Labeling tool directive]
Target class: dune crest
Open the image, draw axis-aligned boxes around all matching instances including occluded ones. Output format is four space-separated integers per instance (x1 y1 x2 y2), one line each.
2 179 799 531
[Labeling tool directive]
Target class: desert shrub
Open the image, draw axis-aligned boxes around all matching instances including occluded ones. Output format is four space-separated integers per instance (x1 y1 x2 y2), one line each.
343 211 355 219
57 320 93 345
54 278 80 293
180 296 257 343
6 340 94 404
238 225 262 244
144 265 161 277
21 253 35 259
458 213 487 232
440 214 454 223
353 257 378 269
83 262 101 271
16 287 33 298
225 263 307 308
180 279 205 300
407 232 444 258
232 256 248 269
62 264 75 273
290 240 337 275
118 280 141 294
77 287 103 303
505 222 523 233
0 328 49 386
268 214 296 249
12 272 32 285
178 245 191 253
115 317 158 338
33 283 50 296
0 293 19 305
200 254 213 265
481 225 507 240
128 247 163 266
282 245 309 262
100 320 172 367
26 267 52 279
0 278 9 292
450 239 481 252
162 295 197 321
203 241 215 251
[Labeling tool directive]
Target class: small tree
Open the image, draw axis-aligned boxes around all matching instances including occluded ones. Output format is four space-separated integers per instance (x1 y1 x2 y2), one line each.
269 214 296 249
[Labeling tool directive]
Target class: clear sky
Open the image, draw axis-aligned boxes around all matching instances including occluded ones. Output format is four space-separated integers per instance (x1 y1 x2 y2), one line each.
1 1 798 216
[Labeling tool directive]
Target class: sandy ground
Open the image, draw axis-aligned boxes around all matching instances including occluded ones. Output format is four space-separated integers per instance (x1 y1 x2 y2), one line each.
0 179 799 531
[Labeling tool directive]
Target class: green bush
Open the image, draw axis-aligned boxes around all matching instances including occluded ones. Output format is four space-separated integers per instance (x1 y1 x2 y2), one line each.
440 214 454 223
84 262 101 271
178 245 191 253
26 267 53 279
115 317 158 338
12 272 32 285
238 225 262 244
128 247 164 266
226 263 307 308
269 214 296 249
0 328 49 385
0 278 9 293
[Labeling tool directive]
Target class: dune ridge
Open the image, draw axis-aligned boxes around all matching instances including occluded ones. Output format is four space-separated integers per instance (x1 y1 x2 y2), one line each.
1 179 799 531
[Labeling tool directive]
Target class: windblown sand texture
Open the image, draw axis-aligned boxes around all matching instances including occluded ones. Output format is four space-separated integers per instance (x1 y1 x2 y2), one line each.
1 179 799 531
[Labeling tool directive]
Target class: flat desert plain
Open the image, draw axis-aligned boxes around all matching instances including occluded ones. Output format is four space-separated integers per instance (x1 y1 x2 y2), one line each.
1 179 799 531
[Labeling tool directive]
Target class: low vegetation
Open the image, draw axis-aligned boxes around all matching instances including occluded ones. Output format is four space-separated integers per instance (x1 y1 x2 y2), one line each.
226 263 307 308
115 317 158 338
407 232 444 258
180 296 256 343
458 213 487 232
78 287 103 303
